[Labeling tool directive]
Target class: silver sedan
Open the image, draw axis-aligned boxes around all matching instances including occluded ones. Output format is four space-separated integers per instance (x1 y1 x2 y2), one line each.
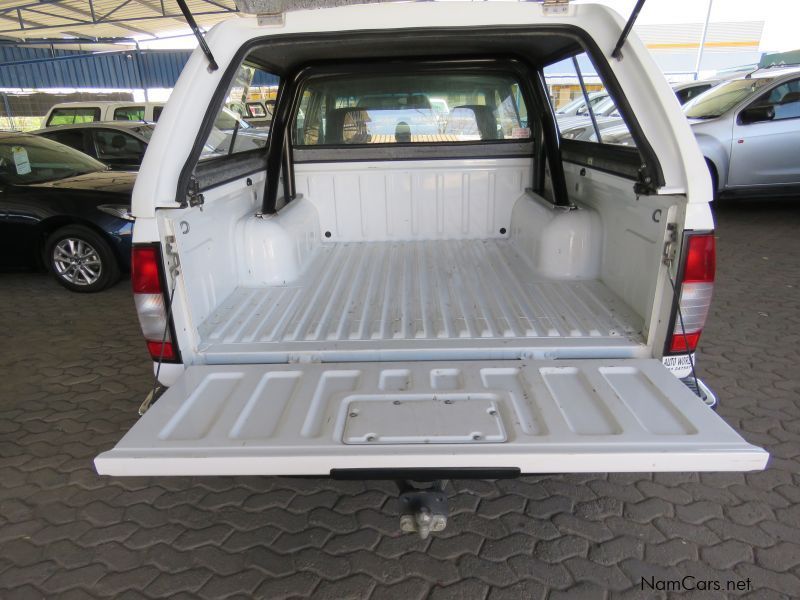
684 66 800 198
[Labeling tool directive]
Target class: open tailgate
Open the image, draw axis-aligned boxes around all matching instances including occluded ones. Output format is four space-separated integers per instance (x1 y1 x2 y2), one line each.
95 359 767 476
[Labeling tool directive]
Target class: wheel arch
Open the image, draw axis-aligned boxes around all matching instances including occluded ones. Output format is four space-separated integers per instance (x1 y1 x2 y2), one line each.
693 133 729 193
704 158 719 195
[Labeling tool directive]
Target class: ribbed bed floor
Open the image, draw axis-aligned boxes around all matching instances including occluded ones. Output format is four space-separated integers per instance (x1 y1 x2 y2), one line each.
197 239 644 352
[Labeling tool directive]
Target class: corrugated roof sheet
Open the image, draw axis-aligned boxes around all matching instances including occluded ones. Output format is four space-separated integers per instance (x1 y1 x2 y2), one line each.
1 46 184 88
0 0 237 41
0 46 279 89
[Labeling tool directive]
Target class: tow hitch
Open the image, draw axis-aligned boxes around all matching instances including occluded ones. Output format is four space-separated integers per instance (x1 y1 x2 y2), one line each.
331 469 519 538
397 480 449 539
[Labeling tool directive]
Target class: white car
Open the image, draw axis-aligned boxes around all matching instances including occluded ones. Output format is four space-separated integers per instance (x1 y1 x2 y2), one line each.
95 0 767 536
44 101 165 126
558 79 723 142
554 90 609 116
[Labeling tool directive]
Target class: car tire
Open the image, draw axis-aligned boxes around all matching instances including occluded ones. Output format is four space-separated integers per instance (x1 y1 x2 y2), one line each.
45 225 120 293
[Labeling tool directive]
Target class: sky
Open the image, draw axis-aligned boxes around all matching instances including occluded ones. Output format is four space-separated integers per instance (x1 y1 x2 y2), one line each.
136 0 800 53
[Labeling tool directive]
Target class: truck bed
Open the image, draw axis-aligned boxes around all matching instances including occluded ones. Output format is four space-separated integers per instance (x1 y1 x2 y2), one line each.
196 239 645 361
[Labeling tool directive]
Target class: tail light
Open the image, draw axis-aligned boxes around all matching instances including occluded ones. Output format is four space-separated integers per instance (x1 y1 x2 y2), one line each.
132 245 178 362
667 233 716 354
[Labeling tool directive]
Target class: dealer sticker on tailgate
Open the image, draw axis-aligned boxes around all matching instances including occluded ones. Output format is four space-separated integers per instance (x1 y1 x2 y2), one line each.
662 354 695 378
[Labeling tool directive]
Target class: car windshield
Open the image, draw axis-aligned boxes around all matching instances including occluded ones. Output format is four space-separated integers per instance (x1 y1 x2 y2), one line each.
0 134 105 185
684 78 773 119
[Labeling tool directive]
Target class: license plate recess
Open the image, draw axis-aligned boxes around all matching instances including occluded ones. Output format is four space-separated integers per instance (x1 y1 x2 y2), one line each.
342 394 506 444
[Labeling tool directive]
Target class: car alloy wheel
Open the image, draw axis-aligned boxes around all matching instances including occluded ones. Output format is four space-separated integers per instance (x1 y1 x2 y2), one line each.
52 237 103 286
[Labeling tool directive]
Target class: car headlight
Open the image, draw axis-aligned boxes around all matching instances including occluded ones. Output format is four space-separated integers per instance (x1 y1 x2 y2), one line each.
98 204 135 221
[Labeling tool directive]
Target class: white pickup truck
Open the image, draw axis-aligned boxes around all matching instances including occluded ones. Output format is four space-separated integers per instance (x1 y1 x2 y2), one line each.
96 0 767 535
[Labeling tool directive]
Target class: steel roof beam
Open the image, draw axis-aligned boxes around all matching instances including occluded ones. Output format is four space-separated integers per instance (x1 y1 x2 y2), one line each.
20 7 92 26
96 0 136 24
201 0 236 11
133 0 193 30
57 0 158 38
0 0 236 39
0 2 154 38
0 8 56 33
0 10 231 36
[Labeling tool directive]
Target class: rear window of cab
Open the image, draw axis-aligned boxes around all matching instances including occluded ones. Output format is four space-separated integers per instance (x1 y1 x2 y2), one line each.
47 107 101 127
294 71 530 146
113 106 145 121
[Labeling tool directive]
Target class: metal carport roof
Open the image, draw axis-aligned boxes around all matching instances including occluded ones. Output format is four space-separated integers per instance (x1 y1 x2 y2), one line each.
0 0 238 41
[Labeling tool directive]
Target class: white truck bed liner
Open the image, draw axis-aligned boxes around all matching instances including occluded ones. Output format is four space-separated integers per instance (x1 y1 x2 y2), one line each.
197 239 644 360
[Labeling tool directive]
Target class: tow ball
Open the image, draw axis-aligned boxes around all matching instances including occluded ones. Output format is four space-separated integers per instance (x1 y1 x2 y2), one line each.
397 480 449 539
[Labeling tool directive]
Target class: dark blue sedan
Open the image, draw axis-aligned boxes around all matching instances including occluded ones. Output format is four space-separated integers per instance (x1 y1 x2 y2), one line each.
0 131 134 292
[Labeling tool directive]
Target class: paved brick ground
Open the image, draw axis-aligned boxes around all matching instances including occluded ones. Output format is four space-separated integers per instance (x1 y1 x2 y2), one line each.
1 199 799 599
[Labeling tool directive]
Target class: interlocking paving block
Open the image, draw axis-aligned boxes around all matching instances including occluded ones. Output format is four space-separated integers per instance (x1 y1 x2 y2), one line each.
1 201 799 598
427 578 490 600
487 579 547 600
754 541 800 572
643 538 698 566
700 539 754 570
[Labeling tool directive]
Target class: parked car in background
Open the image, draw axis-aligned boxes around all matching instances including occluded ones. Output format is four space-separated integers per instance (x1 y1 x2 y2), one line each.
557 95 623 140
684 66 800 198
228 99 275 128
34 106 269 169
34 122 153 171
44 101 165 127
554 90 609 116
554 79 716 130
196 106 271 157
559 79 725 143
0 132 134 292
672 79 721 105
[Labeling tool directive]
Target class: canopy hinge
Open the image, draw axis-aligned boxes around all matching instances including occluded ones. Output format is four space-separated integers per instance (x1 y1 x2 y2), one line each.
634 163 657 196
182 177 205 210
542 0 570 16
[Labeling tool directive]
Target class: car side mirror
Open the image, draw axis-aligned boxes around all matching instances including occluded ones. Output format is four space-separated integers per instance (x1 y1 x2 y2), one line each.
739 105 775 125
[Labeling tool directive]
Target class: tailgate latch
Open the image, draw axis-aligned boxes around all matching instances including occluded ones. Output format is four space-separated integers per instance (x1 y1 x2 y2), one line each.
662 223 678 266
163 235 181 278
